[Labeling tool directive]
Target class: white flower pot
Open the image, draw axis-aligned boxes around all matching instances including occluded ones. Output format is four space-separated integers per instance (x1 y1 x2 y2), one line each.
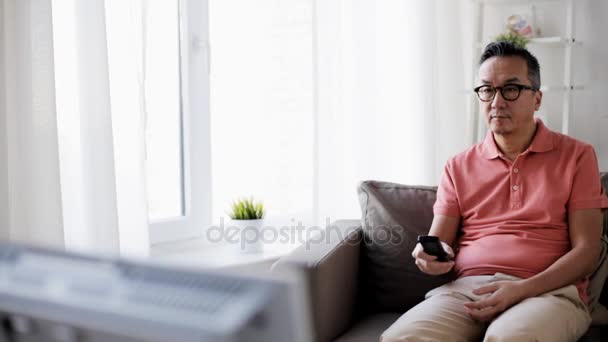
230 218 264 253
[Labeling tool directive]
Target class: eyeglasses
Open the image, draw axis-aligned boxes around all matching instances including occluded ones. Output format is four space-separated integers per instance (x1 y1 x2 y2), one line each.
473 84 537 102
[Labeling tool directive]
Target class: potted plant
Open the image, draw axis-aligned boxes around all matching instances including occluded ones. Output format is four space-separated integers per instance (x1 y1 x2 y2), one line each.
227 197 265 253
495 31 530 48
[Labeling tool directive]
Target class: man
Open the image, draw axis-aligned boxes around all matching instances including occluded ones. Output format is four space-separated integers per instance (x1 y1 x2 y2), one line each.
381 41 608 341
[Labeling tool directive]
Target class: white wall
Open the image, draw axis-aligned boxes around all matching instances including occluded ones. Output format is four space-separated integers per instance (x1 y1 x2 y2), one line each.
0 0 9 237
571 0 608 170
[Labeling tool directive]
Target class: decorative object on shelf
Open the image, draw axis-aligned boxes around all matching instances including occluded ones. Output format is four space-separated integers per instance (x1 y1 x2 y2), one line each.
506 14 535 38
228 197 265 253
494 13 536 48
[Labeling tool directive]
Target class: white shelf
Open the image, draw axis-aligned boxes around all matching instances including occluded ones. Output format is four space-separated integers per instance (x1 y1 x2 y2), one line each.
473 0 561 5
529 36 579 45
461 85 583 95
540 85 584 91
476 36 579 48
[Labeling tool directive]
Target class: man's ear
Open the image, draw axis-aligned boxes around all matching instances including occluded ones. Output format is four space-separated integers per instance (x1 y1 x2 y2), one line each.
534 90 543 111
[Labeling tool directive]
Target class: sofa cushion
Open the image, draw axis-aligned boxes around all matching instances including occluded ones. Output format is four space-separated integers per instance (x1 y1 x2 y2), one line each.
601 172 608 307
357 181 455 314
332 312 606 342
333 313 401 342
333 313 608 342
588 235 608 324
588 172 608 324
579 324 608 342
602 173 608 238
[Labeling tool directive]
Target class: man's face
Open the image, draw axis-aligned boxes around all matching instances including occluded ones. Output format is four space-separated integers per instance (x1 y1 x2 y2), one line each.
477 56 542 136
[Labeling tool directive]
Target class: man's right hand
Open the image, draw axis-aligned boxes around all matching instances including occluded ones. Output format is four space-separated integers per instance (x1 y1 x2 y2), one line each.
411 241 455 275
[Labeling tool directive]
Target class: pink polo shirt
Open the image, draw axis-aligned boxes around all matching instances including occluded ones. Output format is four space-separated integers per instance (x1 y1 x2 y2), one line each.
433 118 608 304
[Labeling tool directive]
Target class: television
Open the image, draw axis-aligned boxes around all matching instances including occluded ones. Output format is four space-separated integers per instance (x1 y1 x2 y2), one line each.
0 243 313 342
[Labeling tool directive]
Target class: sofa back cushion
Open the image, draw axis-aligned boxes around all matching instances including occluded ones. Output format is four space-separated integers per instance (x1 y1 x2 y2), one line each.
358 173 608 317
357 181 455 314
597 173 608 306
601 172 608 250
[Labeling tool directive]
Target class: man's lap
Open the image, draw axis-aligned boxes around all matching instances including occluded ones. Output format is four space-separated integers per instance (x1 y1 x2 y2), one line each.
380 274 591 342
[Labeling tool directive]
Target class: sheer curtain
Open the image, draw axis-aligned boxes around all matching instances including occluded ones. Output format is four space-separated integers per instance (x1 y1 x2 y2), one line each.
2 0 474 250
0 0 150 256
316 0 474 221
209 0 316 230
210 0 473 228
1 0 64 247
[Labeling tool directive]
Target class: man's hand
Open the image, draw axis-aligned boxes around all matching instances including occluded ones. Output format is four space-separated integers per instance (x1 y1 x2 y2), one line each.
463 280 529 322
411 241 455 275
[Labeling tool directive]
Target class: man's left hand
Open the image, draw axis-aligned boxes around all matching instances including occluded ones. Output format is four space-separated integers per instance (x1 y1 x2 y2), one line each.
463 280 529 322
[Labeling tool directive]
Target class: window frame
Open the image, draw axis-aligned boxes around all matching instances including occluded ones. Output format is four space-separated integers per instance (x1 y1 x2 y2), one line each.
149 0 212 244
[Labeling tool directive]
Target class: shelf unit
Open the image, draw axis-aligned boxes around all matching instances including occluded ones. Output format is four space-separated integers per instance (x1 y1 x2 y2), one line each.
468 0 581 144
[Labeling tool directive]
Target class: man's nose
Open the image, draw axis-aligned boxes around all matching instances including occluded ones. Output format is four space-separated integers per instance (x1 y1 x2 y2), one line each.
491 90 507 108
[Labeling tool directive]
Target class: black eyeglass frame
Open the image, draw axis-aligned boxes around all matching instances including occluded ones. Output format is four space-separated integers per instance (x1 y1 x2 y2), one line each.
473 84 538 102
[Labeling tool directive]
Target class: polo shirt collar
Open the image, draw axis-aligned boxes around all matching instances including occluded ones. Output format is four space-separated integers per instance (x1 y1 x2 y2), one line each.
527 118 554 153
481 130 501 159
481 117 554 160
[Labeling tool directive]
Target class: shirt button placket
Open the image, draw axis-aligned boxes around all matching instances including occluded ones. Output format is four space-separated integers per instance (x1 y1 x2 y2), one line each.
511 165 521 206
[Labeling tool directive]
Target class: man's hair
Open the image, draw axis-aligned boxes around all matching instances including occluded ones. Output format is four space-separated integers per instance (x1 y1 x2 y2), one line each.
479 41 541 90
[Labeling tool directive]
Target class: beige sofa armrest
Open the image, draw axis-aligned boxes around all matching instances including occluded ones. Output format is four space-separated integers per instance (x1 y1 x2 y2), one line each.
272 219 362 342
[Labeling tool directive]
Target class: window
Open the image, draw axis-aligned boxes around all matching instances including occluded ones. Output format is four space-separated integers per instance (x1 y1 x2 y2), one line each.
143 0 315 240
71 0 314 245
145 0 212 243
142 0 184 221
105 0 212 244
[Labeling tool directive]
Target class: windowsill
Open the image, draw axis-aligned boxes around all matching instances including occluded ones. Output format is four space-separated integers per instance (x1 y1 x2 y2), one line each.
150 238 302 269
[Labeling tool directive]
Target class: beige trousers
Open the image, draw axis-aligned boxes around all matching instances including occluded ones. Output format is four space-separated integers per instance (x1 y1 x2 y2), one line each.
380 273 591 342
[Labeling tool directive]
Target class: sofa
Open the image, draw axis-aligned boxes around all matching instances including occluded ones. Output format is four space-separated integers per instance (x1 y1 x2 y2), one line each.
273 173 608 342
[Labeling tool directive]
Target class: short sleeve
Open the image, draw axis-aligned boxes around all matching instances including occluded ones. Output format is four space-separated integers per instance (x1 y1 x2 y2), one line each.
567 145 608 212
433 161 462 217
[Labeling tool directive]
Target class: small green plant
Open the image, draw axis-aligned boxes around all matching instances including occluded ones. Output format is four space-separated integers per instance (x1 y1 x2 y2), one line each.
228 197 265 220
495 32 530 48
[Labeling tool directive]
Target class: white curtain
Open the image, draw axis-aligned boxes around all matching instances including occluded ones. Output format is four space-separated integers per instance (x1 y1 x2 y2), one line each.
1 0 150 256
316 0 474 221
210 0 474 228
2 0 476 250
1 0 64 247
